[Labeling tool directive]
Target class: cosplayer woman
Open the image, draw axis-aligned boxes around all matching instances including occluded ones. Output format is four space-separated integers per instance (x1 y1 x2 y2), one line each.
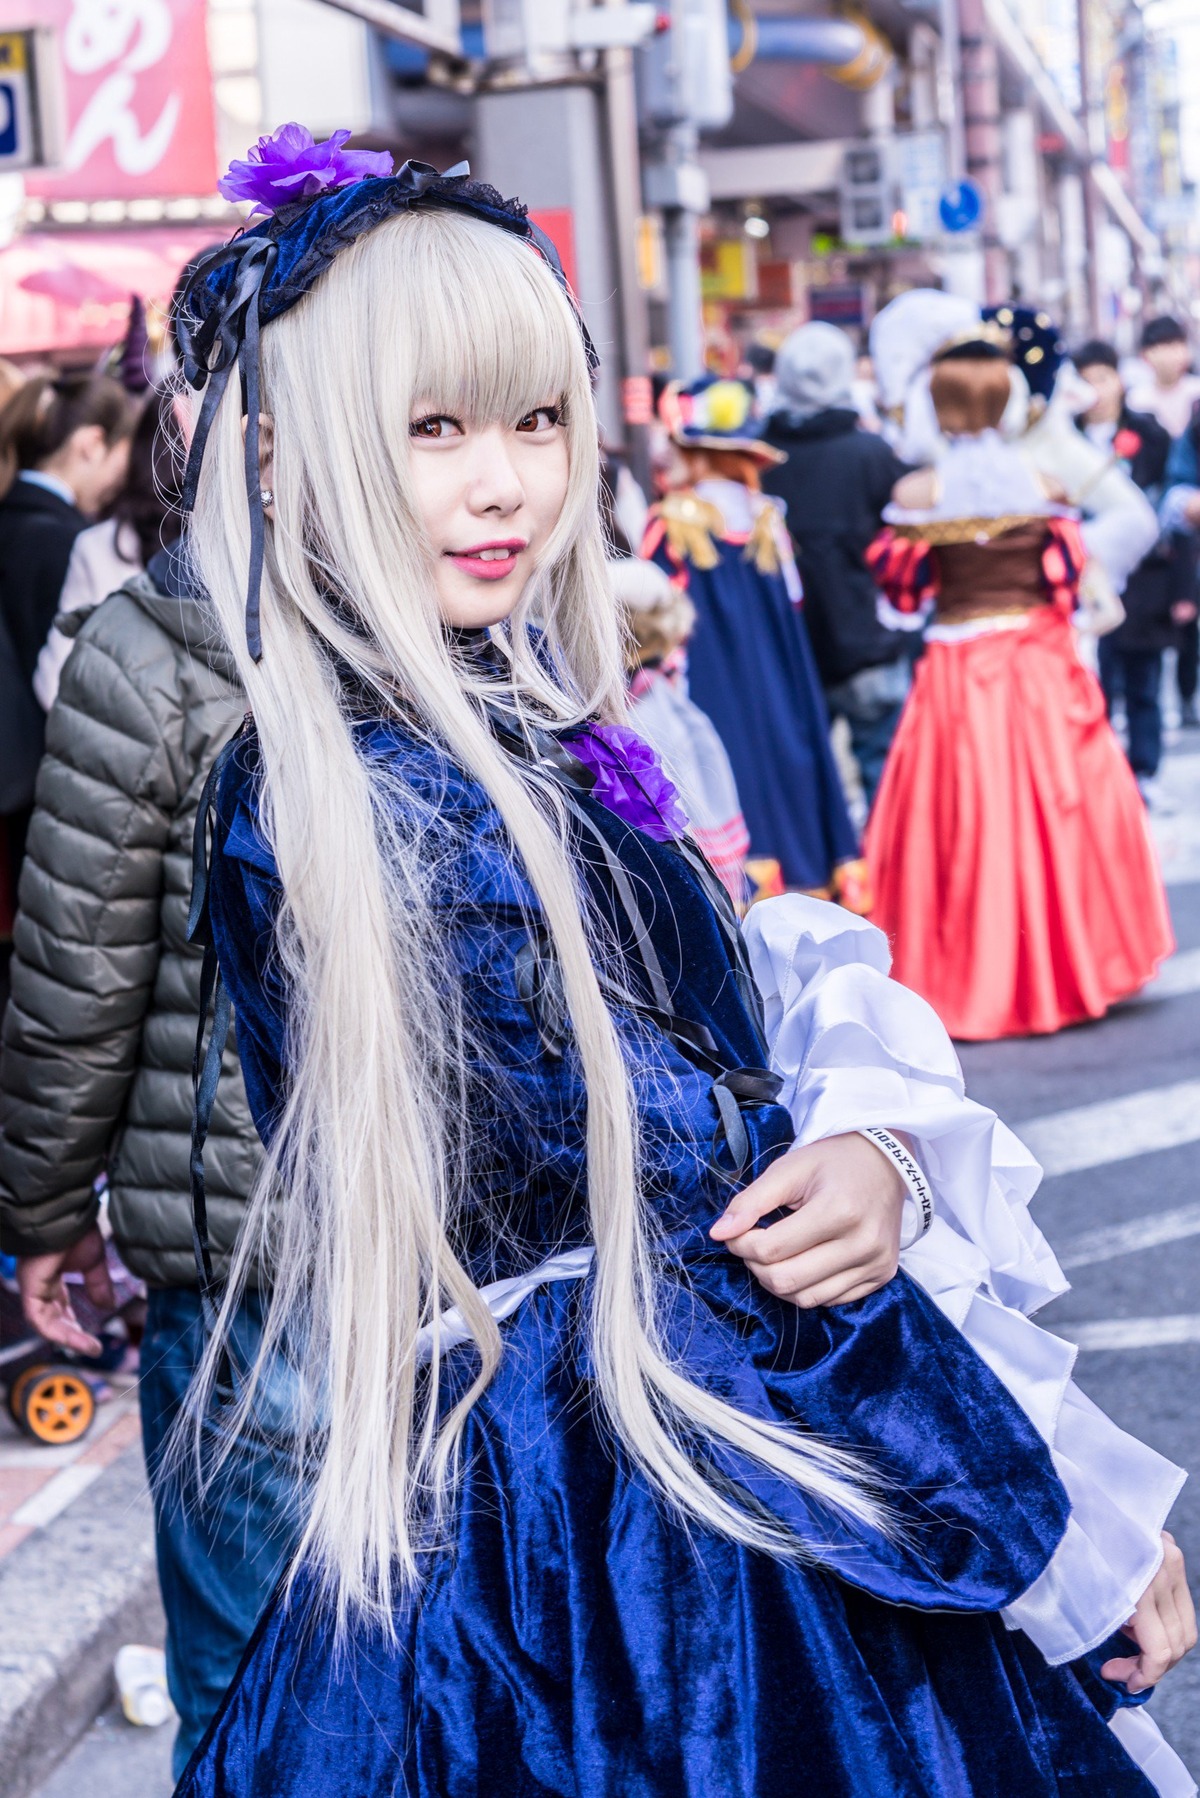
864 304 1172 1041
642 379 866 906
175 131 1193 1796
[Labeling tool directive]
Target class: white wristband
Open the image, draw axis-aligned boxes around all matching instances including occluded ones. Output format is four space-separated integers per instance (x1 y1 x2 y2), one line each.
857 1127 935 1239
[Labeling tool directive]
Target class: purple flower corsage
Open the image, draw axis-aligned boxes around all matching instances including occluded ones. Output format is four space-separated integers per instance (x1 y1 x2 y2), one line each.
218 124 395 216
565 722 689 845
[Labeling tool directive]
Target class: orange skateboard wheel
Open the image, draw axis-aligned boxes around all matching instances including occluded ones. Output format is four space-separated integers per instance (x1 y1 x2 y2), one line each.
12 1366 95 1445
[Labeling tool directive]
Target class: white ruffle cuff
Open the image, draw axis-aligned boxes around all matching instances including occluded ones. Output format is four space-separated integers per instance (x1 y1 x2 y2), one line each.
742 895 1187 1670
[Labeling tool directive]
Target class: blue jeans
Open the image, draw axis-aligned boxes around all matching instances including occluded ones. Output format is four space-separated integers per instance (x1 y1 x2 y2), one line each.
1178 614 1198 704
139 1287 302 1780
1098 639 1163 778
824 658 912 807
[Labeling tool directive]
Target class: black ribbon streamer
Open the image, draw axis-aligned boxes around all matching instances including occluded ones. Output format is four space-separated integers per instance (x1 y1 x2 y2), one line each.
187 734 244 1322
178 235 278 661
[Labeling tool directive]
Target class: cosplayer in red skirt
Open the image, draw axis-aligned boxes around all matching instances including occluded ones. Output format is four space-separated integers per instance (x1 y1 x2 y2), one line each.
865 339 1172 1042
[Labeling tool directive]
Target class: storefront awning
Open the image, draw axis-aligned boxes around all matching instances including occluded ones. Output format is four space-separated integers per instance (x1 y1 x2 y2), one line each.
0 226 223 359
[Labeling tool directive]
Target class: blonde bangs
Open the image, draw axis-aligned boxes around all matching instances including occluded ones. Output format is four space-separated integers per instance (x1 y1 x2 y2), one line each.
325 206 586 432
407 213 582 427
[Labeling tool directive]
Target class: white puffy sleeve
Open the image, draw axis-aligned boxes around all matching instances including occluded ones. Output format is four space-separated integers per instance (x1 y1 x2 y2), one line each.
742 894 1186 1669
1021 404 1158 592
1077 465 1160 594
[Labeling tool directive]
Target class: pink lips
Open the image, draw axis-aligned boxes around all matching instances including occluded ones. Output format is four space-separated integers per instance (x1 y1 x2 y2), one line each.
446 538 527 581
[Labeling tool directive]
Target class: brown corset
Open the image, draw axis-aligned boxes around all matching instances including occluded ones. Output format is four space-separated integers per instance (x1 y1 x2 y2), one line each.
934 521 1050 624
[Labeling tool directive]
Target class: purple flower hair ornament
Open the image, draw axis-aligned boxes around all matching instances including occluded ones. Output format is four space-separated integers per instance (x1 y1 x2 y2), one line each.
218 123 395 216
565 722 690 845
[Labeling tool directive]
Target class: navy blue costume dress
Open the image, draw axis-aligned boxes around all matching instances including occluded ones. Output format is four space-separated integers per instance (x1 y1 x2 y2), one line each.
644 480 860 892
177 712 1155 1798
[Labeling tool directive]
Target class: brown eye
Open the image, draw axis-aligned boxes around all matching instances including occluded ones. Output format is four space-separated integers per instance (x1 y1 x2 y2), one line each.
515 406 562 434
409 415 462 439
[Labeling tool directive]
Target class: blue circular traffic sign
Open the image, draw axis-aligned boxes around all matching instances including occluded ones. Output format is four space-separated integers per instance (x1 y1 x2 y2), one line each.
938 180 984 234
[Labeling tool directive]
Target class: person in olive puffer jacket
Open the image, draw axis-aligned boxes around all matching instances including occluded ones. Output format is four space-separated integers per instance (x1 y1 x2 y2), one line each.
0 546 258 1273
0 541 300 1778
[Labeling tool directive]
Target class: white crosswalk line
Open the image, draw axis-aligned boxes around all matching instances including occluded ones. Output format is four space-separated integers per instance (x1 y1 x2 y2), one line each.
11 1461 102 1529
1058 1201 1200 1270
1019 1078 1200 1177
1135 946 1200 1000
1151 747 1200 884
1057 1314 1200 1352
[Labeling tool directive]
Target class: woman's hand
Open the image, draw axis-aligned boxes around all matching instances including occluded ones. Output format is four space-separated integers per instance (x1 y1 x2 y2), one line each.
709 1133 906 1309
17 1226 115 1357
1100 1533 1197 1694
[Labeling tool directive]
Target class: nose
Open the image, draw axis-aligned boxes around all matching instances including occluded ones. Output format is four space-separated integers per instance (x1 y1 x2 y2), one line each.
465 424 524 518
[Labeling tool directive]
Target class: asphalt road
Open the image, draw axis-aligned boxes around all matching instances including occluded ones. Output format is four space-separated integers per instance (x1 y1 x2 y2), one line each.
33 741 1200 1795
956 738 1200 1780
34 1703 174 1798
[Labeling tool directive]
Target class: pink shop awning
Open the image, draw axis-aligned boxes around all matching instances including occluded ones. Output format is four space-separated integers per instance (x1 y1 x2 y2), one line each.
0 226 223 358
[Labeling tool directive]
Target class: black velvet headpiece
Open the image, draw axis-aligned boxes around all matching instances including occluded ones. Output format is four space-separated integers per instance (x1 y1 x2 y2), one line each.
176 158 598 660
983 304 1065 402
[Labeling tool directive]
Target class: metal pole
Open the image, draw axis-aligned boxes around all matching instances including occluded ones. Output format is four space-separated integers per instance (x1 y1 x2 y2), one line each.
650 0 707 382
1075 0 1104 333
938 0 966 183
662 118 705 382
958 0 1007 302
603 30 654 489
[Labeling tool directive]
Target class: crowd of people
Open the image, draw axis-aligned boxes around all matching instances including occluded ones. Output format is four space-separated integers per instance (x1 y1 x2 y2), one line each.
0 122 1196 1796
628 293 1186 1041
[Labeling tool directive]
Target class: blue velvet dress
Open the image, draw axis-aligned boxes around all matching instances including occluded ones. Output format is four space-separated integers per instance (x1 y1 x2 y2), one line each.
176 715 1154 1798
646 493 860 890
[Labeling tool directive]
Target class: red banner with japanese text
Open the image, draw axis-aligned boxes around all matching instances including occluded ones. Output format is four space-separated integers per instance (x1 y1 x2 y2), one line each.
0 0 218 200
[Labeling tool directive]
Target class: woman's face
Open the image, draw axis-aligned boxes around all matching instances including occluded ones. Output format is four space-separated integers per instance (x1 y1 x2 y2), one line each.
49 424 131 518
1078 362 1124 425
407 402 570 629
1143 339 1191 386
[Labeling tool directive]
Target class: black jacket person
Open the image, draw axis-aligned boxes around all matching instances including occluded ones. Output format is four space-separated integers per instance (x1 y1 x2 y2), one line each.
1076 339 1195 784
761 322 914 804
0 374 134 907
